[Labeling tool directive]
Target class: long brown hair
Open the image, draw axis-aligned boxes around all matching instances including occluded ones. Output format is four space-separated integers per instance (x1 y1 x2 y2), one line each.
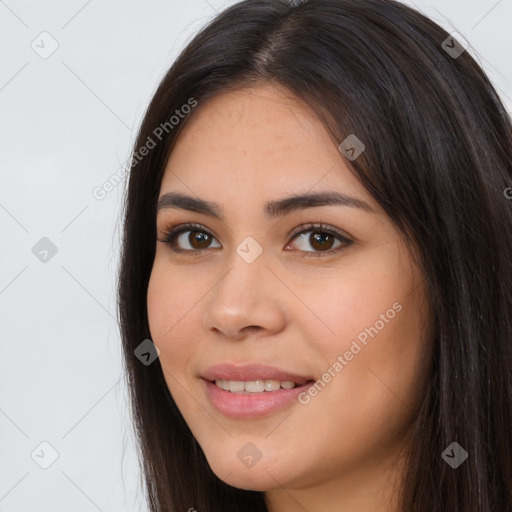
117 1 512 510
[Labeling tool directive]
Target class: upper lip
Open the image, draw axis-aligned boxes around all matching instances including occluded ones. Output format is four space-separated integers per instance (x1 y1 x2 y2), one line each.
201 363 314 385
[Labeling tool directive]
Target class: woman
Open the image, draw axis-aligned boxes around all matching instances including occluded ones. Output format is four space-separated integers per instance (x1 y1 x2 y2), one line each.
117 0 512 510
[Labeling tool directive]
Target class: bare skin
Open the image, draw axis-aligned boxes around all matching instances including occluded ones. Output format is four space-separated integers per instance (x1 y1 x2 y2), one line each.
147 83 430 512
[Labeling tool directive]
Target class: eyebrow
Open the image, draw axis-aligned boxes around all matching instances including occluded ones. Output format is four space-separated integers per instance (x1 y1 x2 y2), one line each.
157 191 374 219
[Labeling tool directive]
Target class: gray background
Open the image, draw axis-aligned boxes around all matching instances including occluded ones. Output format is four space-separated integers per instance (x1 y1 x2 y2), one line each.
1 1 510 510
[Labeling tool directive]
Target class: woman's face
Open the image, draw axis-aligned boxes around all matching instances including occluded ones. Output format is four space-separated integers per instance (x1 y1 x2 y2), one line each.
147 84 429 505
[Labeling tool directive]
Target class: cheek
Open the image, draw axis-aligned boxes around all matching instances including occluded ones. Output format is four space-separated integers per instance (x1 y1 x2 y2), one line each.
285 291 425 479
146 265 200 407
146 267 171 343
296 259 427 413
146 262 197 356
300 267 407 355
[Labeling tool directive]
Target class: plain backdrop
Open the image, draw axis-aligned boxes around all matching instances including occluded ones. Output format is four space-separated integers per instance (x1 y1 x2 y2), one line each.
0 1 510 510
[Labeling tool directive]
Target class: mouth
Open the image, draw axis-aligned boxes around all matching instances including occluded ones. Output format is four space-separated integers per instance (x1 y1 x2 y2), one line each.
209 378 312 393
201 363 315 418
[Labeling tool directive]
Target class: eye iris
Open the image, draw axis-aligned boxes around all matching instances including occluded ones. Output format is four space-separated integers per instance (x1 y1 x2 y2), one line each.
310 232 334 251
190 231 211 249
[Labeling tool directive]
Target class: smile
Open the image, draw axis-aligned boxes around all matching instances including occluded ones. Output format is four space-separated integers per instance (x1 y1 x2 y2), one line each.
214 379 299 392
203 378 315 419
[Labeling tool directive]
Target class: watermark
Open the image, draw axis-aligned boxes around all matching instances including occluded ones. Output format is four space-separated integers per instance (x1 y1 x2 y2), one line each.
127 97 198 170
237 442 263 468
31 31 59 59
30 441 59 469
338 134 365 161
92 165 129 200
32 236 58 263
92 97 197 200
236 236 263 263
441 31 469 59
442 442 468 468
134 339 160 366
504 187 512 200
298 301 403 405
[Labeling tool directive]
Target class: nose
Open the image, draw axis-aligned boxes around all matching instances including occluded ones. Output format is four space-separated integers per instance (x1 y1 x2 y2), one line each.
201 244 287 341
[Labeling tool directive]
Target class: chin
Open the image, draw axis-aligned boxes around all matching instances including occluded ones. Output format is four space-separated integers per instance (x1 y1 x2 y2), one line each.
204 451 291 491
216 469 279 492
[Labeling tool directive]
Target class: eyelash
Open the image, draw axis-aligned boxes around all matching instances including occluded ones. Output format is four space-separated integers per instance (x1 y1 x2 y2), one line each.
158 222 353 258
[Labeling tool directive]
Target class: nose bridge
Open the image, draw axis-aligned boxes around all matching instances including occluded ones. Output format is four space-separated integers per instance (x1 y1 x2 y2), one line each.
217 234 268 300
235 234 265 266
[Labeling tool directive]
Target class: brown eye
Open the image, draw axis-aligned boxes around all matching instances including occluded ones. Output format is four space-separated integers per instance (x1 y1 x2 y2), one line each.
308 232 336 251
185 231 214 250
160 224 221 252
287 229 348 255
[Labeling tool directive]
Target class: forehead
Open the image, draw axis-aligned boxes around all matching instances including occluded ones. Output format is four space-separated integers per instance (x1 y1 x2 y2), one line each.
159 84 373 211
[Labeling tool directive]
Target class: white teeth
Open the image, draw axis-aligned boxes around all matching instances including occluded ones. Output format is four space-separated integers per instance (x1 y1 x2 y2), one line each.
218 379 230 391
244 380 265 392
215 379 299 392
264 379 281 391
228 380 245 392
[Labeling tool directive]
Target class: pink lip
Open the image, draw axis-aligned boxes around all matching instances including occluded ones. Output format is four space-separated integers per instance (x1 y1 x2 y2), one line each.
201 363 312 384
201 363 315 419
203 380 314 419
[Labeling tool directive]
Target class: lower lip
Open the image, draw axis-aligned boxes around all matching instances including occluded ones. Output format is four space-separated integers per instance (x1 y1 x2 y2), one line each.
203 379 313 419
